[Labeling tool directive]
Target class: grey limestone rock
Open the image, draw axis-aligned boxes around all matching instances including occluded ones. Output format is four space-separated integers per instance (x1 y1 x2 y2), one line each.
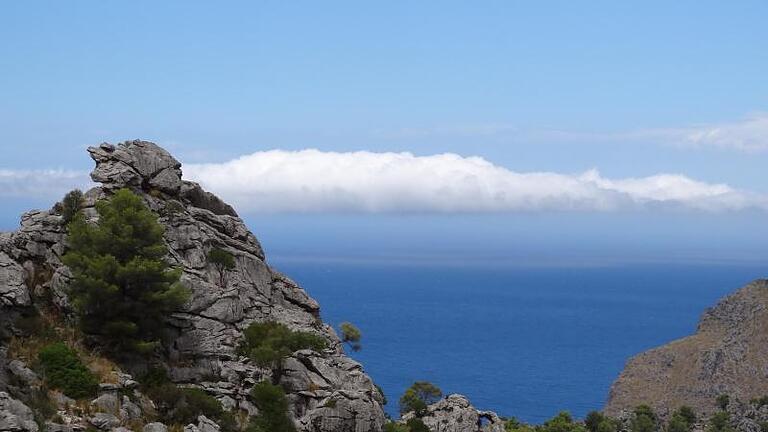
401 394 506 432
143 422 168 432
88 413 121 430
0 140 385 432
0 392 38 432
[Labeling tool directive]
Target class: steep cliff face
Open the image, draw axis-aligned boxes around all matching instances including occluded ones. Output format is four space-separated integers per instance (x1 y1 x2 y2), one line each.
605 279 768 419
0 140 385 432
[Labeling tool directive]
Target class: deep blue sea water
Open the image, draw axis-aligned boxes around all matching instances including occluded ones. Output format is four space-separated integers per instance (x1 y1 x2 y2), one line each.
269 261 766 423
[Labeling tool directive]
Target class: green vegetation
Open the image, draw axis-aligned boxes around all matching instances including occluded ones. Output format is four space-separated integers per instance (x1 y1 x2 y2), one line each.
37 342 98 399
141 367 236 431
630 405 657 432
716 394 730 411
751 395 768 408
668 406 696 432
238 321 327 369
62 188 189 354
247 381 296 432
57 189 84 225
207 247 235 287
541 412 587 432
375 383 387 406
384 422 410 432
398 381 442 416
707 412 733 432
339 321 362 352
584 411 617 432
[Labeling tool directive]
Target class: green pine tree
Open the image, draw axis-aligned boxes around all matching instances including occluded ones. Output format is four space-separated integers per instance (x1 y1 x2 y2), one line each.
63 188 189 354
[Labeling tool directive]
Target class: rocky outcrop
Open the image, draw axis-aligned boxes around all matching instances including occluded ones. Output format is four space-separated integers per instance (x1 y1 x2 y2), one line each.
0 140 385 432
605 279 768 419
0 392 38 432
402 394 506 432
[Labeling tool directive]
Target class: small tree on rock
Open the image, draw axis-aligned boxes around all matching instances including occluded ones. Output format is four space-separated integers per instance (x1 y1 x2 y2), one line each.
399 381 442 416
58 189 84 225
339 322 362 352
207 247 235 288
63 188 189 354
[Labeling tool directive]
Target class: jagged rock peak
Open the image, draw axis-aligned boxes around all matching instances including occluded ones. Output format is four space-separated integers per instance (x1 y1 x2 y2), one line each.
605 279 768 419
89 140 182 195
88 140 237 216
0 140 387 432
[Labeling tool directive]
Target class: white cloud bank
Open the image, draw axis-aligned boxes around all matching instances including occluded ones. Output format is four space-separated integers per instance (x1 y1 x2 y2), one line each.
0 169 91 199
184 150 768 213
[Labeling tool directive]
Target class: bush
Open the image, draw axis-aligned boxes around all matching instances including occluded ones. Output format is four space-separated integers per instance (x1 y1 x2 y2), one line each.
716 394 730 411
384 422 410 432
58 189 84 225
505 417 537 432
541 412 587 432
238 321 327 369
248 381 296 432
668 406 696 432
631 406 656 432
140 368 236 432
339 322 362 352
708 412 733 432
398 381 442 416
37 342 98 399
586 411 605 432
375 383 387 406
207 247 235 287
405 418 430 432
63 188 189 354
751 396 768 408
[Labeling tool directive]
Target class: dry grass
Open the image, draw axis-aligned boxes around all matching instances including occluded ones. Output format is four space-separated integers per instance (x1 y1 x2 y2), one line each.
8 311 119 385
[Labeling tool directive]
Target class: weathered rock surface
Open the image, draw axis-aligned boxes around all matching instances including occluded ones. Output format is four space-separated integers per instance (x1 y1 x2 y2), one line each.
402 394 506 432
0 392 38 432
605 279 768 419
0 140 385 432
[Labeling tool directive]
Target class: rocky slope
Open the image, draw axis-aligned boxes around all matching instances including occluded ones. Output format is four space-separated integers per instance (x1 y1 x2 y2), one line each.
0 140 387 432
605 279 768 419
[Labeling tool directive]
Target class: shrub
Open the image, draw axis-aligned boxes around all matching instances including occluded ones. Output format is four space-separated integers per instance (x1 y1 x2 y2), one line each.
207 247 235 287
668 415 691 432
375 383 387 406
398 381 442 416
405 418 430 432
751 396 768 408
708 412 733 432
238 321 327 369
505 417 538 432
63 188 189 354
140 367 236 432
542 412 587 432
631 406 656 432
59 189 84 225
586 411 606 432
247 381 296 432
384 422 410 432
37 342 98 399
716 394 730 411
339 322 362 352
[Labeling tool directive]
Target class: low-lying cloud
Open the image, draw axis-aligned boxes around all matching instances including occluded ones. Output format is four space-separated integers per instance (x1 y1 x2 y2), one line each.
0 169 91 199
184 150 768 213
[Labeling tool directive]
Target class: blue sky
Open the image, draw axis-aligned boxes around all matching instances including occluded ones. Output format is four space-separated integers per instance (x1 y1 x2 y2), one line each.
2 1 768 264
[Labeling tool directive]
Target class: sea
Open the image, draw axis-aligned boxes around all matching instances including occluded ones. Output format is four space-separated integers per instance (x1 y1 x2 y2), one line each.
269 260 766 423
